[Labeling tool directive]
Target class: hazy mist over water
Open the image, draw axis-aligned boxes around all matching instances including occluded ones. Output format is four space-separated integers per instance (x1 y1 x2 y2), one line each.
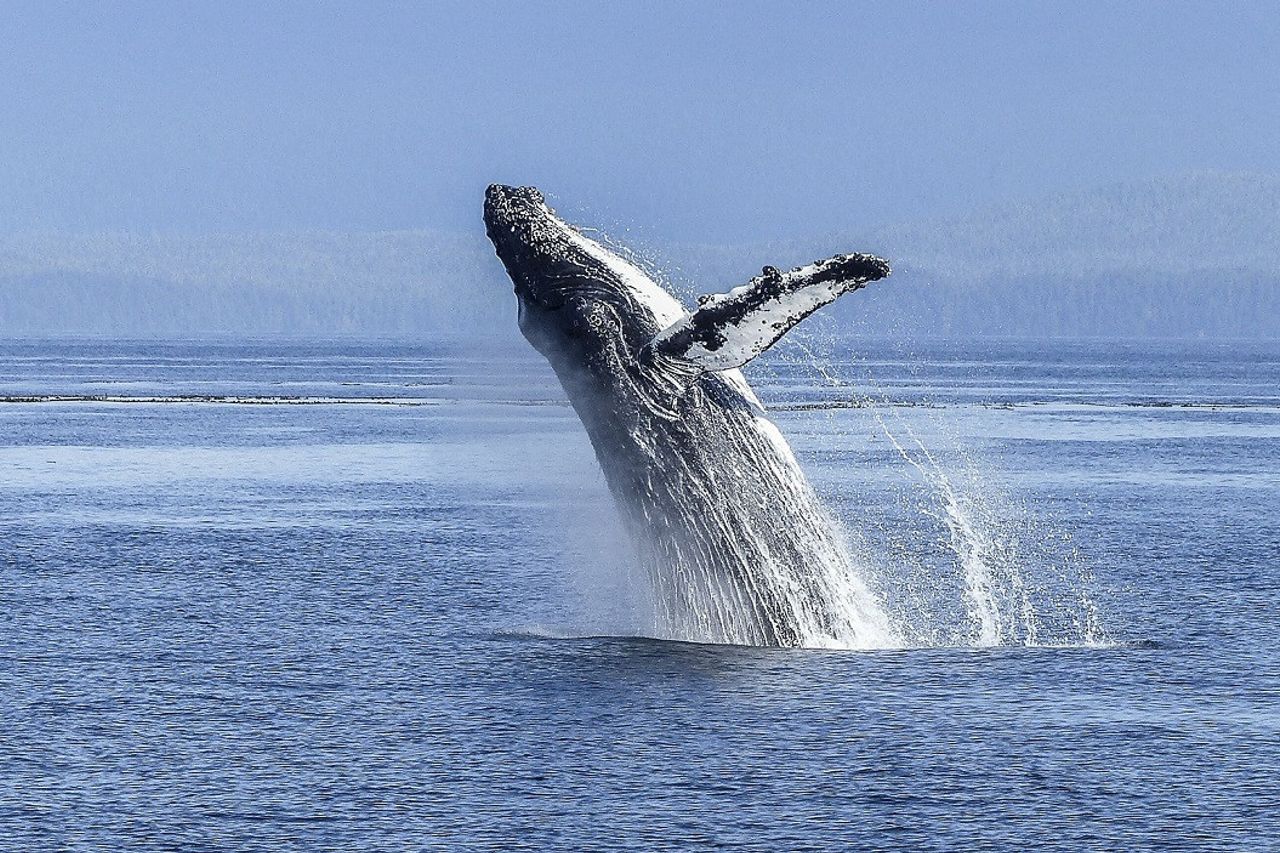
3 172 1279 340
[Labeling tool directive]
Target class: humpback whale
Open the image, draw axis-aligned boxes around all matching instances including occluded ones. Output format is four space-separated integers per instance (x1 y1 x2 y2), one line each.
485 185 898 647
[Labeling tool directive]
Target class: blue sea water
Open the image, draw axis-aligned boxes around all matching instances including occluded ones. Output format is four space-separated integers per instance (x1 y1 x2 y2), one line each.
1 337 1278 850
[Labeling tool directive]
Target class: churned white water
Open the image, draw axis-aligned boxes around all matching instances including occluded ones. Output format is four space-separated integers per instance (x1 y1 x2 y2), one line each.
628 401 903 650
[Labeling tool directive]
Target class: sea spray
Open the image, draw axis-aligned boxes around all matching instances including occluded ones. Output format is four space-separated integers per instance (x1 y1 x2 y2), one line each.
509 224 902 649
777 335 1108 648
486 188 1100 650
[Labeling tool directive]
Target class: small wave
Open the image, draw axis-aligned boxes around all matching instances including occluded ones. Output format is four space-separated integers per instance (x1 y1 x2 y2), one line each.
493 626 1121 652
493 625 599 642
1014 400 1279 410
765 398 1280 413
494 626 821 650
0 394 439 406
771 399 942 411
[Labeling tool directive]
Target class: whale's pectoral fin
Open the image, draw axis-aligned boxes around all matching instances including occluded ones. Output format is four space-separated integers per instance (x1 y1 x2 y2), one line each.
642 253 891 373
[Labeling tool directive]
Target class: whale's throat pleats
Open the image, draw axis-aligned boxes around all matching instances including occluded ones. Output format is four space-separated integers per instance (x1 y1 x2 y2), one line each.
606 370 901 648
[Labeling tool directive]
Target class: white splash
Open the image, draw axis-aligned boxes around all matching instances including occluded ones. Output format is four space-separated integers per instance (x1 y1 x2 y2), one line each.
786 338 1109 649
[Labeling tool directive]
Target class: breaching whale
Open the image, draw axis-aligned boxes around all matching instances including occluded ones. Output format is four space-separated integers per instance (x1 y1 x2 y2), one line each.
484 184 898 647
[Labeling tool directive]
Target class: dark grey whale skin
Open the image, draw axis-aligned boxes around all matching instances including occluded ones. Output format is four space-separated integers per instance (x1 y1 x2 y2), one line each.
483 184 883 646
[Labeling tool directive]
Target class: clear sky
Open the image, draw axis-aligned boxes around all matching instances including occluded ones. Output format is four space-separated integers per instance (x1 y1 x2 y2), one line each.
2 1 1277 242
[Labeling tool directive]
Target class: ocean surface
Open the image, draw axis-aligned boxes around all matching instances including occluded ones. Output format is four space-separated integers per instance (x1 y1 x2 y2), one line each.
2 337 1277 850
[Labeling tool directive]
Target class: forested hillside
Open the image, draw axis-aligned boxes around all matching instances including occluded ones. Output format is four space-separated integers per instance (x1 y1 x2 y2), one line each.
2 173 1277 339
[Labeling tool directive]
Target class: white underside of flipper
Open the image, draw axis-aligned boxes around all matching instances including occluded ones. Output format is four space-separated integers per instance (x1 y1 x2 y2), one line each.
646 254 891 373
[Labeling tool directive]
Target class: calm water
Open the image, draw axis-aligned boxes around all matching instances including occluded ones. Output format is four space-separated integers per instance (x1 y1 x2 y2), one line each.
2 338 1278 850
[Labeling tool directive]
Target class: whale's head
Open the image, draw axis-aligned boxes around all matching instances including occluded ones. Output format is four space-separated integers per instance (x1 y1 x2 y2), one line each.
484 184 685 379
484 184 567 310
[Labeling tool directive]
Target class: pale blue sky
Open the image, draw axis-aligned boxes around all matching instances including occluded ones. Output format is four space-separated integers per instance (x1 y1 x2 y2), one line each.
2 1 1277 241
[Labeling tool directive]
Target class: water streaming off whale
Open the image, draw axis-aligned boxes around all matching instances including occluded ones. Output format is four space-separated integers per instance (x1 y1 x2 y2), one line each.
485 186 1105 649
619 374 900 649
779 336 1107 649
567 339 1108 651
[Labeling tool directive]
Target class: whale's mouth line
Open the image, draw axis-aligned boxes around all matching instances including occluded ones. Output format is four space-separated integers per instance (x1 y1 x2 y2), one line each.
492 628 1127 653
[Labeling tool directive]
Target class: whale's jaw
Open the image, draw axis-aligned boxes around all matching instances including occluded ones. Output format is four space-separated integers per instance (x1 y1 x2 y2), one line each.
483 184 565 308
483 184 616 313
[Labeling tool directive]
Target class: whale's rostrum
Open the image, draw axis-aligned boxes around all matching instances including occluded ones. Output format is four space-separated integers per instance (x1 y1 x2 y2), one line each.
484 184 898 648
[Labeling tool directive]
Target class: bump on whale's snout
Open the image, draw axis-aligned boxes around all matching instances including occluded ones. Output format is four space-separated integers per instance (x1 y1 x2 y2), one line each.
484 185 556 253
484 184 545 224
483 183 556 255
